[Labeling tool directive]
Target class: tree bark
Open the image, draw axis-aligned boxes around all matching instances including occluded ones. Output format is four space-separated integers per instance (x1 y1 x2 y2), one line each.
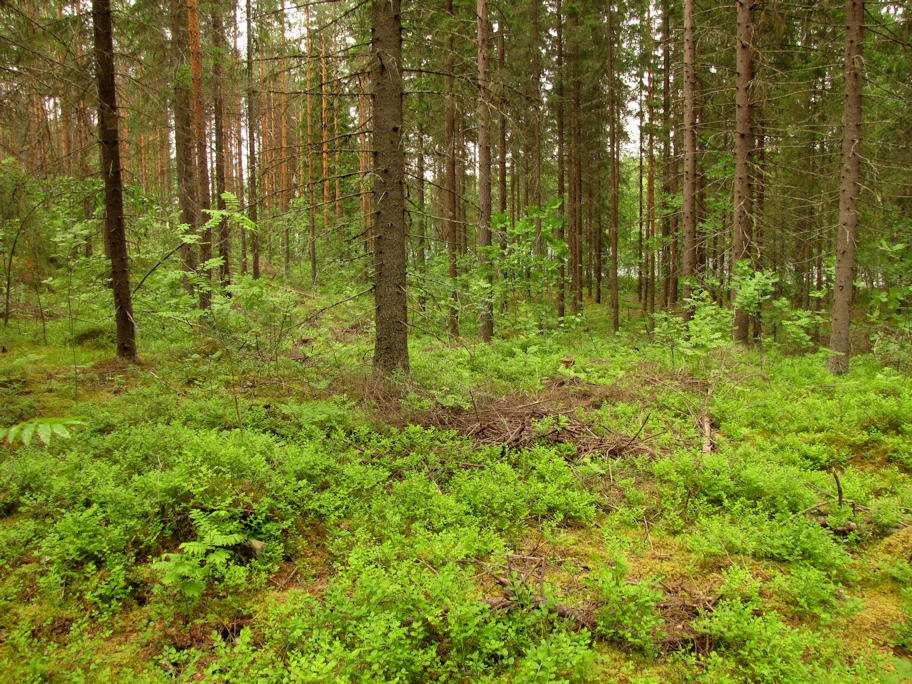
245 0 260 278
213 3 230 289
170 0 198 294
444 0 459 337
371 0 408 373
828 0 864 375
733 0 754 342
682 0 698 313
477 0 493 341
555 0 565 318
91 0 137 361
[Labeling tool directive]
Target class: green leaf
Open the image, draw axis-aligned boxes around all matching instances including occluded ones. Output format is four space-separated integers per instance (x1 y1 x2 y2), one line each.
21 423 35 446
36 423 52 445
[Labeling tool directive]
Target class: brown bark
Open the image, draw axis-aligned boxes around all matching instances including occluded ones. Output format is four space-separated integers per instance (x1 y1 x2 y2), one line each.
371 0 408 373
477 0 493 341
682 0 698 311
186 0 212 307
661 0 672 308
306 11 317 284
279 5 289 279
170 0 198 293
828 0 864 375
245 0 260 278
444 0 459 337
568 7 582 313
91 0 137 361
213 3 230 289
321 35 331 237
555 0 565 318
732 0 754 342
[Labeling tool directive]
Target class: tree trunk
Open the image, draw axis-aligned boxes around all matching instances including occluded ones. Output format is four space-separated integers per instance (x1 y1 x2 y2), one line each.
213 3 230 289
828 0 864 375
321 35 331 239
305 5 316 284
682 0 698 312
170 0 198 294
661 0 672 308
371 0 408 373
91 0 137 361
477 0 493 341
732 0 754 342
444 0 459 337
186 0 212 307
245 0 260 278
555 0 565 318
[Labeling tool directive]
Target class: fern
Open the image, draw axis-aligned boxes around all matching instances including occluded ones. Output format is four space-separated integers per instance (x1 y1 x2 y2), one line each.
1 416 84 447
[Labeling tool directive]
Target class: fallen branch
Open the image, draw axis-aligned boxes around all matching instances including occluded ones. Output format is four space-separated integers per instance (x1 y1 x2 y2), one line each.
699 411 714 453
485 575 597 630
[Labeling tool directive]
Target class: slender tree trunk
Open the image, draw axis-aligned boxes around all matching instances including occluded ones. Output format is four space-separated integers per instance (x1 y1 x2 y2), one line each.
279 3 289 279
498 24 507 266
170 0 198 294
321 35 331 238
213 4 230 289
477 0 493 341
306 16 317 284
555 0 565 318
682 0 698 312
610 67 620 332
371 0 408 373
245 0 260 278
647 53 656 324
733 0 754 342
359 68 372 278
530 0 542 254
828 0 864 375
569 6 582 313
444 0 459 336
416 125 427 300
91 0 136 360
187 0 212 306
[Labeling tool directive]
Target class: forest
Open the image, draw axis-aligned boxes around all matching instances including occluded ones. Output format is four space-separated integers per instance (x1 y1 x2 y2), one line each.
1 0 912 680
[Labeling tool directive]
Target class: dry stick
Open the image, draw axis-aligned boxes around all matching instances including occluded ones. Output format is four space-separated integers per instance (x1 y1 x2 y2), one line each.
620 411 652 453
832 469 844 508
700 411 714 453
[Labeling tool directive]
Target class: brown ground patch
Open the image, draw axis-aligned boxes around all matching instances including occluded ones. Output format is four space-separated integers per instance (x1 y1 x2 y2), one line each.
418 377 655 458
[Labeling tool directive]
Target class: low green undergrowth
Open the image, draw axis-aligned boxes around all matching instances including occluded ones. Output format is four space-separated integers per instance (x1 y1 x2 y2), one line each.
1 306 911 682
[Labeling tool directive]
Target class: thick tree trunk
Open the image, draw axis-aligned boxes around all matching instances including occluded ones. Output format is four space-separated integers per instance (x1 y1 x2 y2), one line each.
733 0 754 342
245 0 260 278
91 0 137 361
371 0 408 373
682 0 698 313
477 0 493 341
828 0 864 375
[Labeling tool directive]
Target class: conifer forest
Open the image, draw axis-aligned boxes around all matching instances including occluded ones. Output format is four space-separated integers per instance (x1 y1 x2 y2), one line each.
3 0 912 680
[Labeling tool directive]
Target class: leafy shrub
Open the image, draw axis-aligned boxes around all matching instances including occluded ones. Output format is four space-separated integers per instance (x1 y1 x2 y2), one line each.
590 556 665 655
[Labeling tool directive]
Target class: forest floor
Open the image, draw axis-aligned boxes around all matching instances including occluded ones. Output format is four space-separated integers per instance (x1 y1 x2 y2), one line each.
1 299 912 682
